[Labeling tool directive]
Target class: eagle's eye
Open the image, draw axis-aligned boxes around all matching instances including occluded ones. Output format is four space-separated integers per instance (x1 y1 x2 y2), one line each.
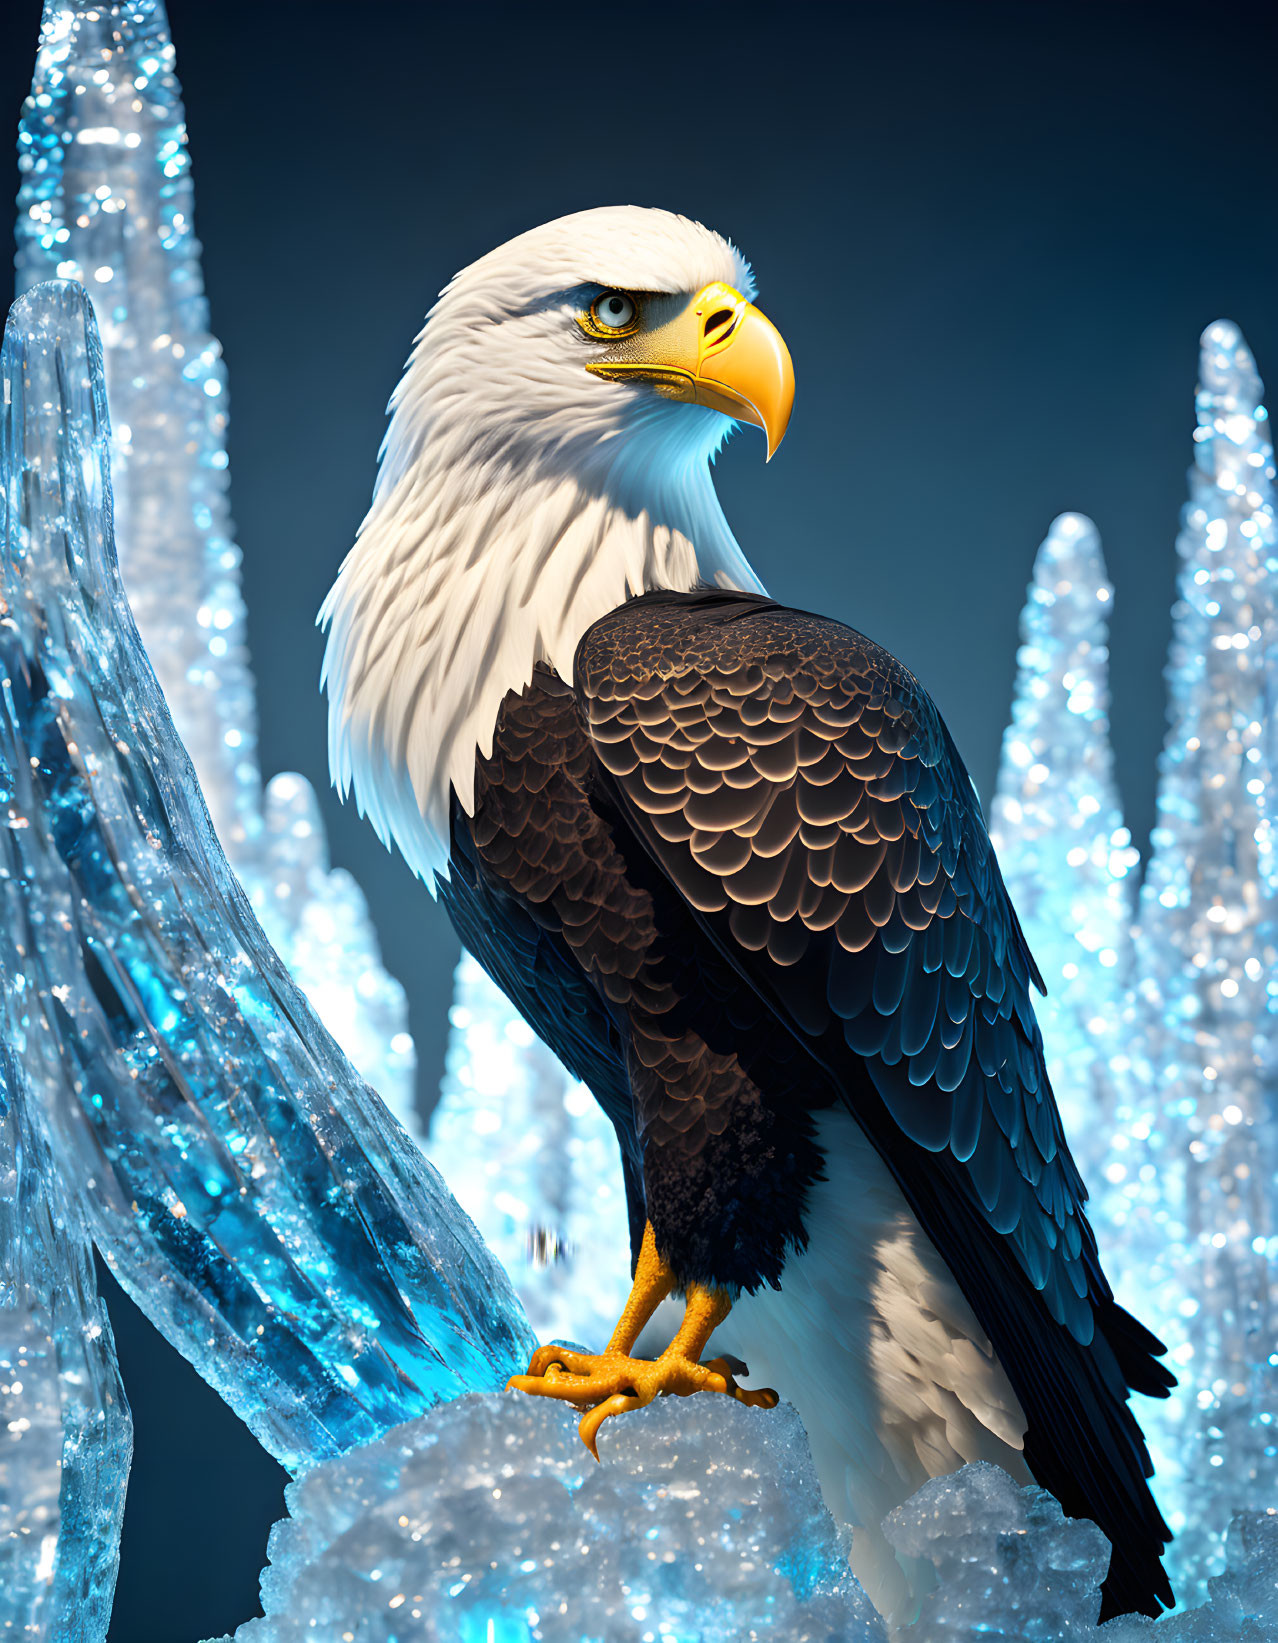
584 290 639 337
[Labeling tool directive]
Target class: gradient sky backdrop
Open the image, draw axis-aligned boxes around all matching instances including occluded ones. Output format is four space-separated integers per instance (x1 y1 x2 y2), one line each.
3 1 1278 1637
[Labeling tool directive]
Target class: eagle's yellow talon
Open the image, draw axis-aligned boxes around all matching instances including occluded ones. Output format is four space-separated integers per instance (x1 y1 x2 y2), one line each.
580 1393 644 1459
509 1222 775 1452
508 1222 778 1453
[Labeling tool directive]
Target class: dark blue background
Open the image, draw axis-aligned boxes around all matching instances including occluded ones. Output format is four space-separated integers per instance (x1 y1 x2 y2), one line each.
3 2 1278 1636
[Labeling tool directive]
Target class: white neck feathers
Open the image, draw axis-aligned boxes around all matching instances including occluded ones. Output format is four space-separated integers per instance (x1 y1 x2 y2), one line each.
320 398 764 888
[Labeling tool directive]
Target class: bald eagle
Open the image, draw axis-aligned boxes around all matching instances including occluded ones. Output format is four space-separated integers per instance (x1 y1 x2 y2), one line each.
320 206 1172 1622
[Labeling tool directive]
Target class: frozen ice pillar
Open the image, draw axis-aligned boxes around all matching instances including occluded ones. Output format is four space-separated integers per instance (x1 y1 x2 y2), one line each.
16 0 418 1134
988 512 1138 1155
0 1041 131 1642
0 280 536 1474
1129 318 1278 1582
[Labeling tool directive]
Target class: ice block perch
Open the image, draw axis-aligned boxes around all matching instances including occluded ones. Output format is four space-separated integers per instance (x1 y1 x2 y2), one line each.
0 281 537 1473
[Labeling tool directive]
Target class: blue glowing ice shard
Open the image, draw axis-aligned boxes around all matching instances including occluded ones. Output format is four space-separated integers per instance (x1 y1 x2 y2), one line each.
989 512 1139 1158
0 281 537 1474
431 953 632 1349
15 0 418 1135
1125 319 1278 1580
212 1393 883 1643
0 1042 131 1642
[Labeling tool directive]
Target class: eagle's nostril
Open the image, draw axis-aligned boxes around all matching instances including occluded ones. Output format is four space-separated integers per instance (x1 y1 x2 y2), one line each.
704 308 735 340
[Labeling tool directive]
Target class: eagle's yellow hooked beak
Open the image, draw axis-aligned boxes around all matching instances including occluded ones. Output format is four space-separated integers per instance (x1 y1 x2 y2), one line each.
585 281 795 459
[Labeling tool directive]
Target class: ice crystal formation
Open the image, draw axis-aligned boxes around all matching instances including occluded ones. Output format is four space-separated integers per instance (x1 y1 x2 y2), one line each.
430 952 633 1348
0 281 536 1477
989 512 1139 1158
212 1394 883 1643
1128 320 1278 1582
207 1403 1278 1643
884 1463 1278 1643
15 0 417 1132
991 327 1278 1598
0 1042 132 1642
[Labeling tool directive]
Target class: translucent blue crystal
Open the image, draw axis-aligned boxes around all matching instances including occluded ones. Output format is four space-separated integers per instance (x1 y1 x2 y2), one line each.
16 0 419 1137
0 280 537 1474
0 1041 131 1641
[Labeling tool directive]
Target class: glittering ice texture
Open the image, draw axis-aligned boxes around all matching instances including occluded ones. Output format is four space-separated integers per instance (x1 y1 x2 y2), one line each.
989 326 1278 1601
885 1463 1278 1642
210 1415 1278 1643
0 279 536 1473
15 0 419 1134
886 1463 1110 1639
253 771 416 1134
430 953 632 1349
212 1392 882 1643
0 1041 131 1642
1124 320 1278 1583
16 0 257 854
989 513 1139 1158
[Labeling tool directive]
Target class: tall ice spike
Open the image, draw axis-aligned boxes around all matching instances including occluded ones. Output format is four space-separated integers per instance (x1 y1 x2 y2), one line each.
0 280 536 1472
989 512 1139 1159
1132 319 1278 1584
15 0 418 1132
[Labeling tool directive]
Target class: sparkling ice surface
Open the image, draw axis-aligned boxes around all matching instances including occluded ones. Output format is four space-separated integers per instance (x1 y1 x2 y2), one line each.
211 1393 883 1643
0 1041 131 1642
884 1463 1278 1641
0 281 536 1474
208 1404 1278 1643
430 952 632 1349
988 328 1278 1599
989 512 1139 1159
1124 320 1278 1583
15 0 418 1134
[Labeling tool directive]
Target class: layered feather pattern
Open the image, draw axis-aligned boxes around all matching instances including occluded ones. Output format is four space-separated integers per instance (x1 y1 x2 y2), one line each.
575 588 1174 1619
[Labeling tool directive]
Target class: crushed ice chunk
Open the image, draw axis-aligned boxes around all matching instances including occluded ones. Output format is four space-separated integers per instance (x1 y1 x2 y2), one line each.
886 1462 1108 1637
217 1392 882 1643
886 1462 1278 1640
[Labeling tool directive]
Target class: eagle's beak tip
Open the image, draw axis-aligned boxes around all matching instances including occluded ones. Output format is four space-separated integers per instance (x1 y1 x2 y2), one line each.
693 293 794 461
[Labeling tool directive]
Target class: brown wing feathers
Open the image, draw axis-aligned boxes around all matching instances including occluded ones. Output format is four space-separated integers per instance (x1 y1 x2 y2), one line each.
574 588 1173 1619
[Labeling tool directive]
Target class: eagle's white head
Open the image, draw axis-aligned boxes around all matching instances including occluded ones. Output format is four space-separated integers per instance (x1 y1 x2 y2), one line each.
320 205 794 885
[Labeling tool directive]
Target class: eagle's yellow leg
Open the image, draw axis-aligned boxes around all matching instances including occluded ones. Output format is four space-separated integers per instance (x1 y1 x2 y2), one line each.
507 1221 778 1459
